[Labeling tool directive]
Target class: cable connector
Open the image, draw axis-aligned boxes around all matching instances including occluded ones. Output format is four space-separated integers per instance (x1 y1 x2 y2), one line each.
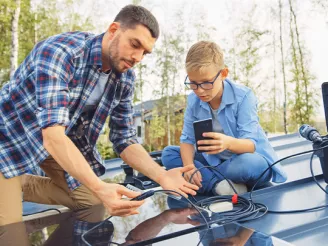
131 190 155 201
232 194 238 204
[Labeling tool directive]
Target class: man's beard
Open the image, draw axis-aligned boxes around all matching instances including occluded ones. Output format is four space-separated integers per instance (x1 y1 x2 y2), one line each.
108 35 135 73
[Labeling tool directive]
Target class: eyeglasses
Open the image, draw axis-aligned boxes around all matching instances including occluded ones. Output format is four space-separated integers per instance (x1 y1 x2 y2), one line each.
184 70 221 90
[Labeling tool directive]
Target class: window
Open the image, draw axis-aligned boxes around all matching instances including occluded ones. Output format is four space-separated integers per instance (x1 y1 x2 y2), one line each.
137 126 142 137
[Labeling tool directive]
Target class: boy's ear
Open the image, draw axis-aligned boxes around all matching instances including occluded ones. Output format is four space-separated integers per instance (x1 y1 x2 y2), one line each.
221 67 229 79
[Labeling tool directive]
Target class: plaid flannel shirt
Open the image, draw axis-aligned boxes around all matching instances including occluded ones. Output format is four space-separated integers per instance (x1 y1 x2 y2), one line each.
0 31 138 190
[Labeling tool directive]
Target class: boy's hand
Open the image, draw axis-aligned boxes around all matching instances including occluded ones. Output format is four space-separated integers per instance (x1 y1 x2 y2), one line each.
197 132 232 154
183 165 202 187
158 165 199 198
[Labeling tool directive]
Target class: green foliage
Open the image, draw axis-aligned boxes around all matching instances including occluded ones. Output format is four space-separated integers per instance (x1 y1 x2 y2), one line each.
0 0 15 78
0 0 95 88
235 7 269 92
29 224 59 245
288 0 317 127
259 104 286 133
148 107 166 148
133 63 147 104
96 142 118 160
142 143 156 152
103 173 126 184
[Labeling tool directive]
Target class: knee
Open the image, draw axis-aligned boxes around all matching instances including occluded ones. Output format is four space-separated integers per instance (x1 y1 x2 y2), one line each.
237 153 268 170
231 153 269 181
161 146 182 169
73 186 102 210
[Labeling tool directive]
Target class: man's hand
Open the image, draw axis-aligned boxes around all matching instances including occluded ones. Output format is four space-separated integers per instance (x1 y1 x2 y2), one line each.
197 132 232 154
93 182 145 217
183 165 202 188
158 165 199 198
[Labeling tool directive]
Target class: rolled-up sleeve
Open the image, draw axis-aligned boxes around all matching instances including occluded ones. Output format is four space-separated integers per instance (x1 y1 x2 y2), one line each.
180 97 197 145
236 90 259 150
35 44 73 129
109 80 138 155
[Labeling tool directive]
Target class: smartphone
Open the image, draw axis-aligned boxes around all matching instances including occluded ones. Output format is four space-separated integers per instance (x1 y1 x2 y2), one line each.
193 118 213 153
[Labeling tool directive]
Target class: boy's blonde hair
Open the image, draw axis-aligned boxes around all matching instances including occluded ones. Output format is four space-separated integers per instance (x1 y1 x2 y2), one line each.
185 41 224 73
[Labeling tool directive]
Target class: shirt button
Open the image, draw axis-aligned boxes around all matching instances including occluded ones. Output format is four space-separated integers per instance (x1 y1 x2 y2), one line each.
82 96 86 100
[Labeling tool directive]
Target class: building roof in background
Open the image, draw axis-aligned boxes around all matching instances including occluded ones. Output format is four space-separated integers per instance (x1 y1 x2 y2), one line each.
133 96 186 118
133 99 158 117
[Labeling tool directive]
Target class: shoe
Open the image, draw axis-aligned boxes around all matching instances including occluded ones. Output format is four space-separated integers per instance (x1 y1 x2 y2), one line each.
213 180 247 195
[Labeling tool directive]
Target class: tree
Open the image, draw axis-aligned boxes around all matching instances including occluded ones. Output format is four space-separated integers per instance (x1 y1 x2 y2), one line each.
134 63 147 141
147 107 166 149
154 33 174 145
235 7 268 94
0 0 16 84
0 0 95 89
279 0 288 134
288 0 317 130
9 0 20 78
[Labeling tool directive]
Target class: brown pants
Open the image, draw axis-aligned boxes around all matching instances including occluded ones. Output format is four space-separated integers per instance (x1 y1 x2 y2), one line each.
0 156 102 226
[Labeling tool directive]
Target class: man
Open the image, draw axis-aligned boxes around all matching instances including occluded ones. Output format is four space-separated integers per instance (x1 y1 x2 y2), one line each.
162 41 287 195
0 5 198 226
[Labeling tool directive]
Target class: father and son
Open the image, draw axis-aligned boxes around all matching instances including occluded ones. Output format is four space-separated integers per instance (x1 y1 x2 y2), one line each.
0 4 287 226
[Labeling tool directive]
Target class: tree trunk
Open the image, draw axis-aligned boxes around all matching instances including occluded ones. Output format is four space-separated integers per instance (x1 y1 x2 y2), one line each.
279 0 288 134
289 0 310 121
166 87 171 146
273 32 277 133
10 0 21 79
289 0 303 123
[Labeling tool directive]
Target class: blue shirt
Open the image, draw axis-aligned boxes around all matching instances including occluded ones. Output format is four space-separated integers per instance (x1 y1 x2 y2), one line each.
0 32 138 190
180 79 287 183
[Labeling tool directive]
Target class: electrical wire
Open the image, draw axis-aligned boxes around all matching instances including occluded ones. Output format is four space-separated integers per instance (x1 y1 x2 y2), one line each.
189 139 328 221
23 208 62 217
82 139 328 245
188 164 268 226
81 189 210 246
250 139 328 214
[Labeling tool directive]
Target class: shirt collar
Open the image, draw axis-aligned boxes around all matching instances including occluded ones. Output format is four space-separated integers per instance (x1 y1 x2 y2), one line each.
86 33 105 68
200 79 235 109
86 32 123 79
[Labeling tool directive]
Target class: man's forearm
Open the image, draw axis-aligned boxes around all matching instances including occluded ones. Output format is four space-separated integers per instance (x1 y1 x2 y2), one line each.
42 126 102 192
120 144 166 184
180 143 195 166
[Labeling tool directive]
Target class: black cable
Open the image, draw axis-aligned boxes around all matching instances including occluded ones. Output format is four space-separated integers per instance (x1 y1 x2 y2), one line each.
82 140 328 245
158 189 210 229
187 161 268 228
250 140 328 214
310 151 328 195
189 165 238 194
249 142 328 201
23 208 61 216
81 189 210 246
189 139 328 224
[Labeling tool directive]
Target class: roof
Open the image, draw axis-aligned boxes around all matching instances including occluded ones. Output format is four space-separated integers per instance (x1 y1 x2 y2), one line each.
21 132 328 245
133 96 186 118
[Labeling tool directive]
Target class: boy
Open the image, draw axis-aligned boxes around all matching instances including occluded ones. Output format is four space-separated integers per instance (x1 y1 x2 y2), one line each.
162 41 287 195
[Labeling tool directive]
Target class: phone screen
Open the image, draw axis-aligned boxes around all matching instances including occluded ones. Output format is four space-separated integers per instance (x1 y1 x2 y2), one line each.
193 118 213 153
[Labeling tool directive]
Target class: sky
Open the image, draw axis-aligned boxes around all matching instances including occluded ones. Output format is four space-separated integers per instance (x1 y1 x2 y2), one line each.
50 0 328 119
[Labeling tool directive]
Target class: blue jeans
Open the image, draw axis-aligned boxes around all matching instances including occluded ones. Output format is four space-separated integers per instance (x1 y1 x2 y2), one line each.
161 146 273 194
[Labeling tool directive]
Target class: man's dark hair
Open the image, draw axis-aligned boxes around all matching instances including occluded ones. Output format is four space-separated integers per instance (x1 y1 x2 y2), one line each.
114 5 160 39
